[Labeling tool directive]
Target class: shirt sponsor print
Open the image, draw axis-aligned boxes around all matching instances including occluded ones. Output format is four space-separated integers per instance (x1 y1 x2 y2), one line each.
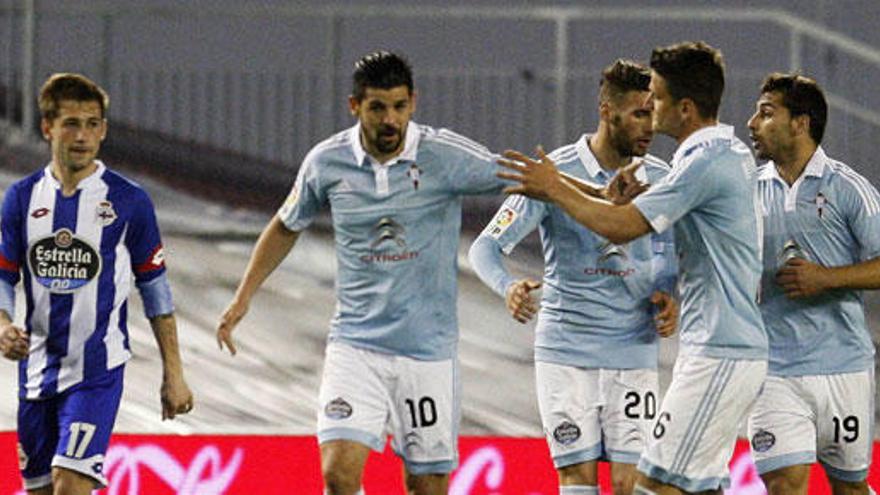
26 228 101 293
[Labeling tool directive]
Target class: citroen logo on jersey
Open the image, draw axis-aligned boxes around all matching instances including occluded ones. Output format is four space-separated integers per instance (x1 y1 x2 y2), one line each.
370 217 407 249
360 217 420 264
597 240 628 263
27 228 102 293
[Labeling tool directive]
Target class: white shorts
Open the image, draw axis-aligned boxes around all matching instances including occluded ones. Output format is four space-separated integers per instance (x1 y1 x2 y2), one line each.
535 362 659 468
317 341 460 474
748 369 875 482
637 355 767 492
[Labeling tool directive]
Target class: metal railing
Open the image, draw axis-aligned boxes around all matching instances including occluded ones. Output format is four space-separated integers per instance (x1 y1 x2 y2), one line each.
1 3 879 175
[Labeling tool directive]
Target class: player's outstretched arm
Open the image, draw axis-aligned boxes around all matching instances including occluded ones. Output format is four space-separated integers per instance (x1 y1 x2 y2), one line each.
777 256 880 299
217 215 301 355
498 147 652 244
149 313 194 420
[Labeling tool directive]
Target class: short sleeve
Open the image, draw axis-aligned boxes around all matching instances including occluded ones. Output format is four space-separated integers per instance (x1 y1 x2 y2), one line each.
435 129 507 195
125 189 166 283
0 184 23 286
277 156 326 231
840 174 880 261
634 155 718 233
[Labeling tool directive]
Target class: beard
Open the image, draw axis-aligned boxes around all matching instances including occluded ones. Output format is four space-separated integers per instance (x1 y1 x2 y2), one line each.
372 125 403 154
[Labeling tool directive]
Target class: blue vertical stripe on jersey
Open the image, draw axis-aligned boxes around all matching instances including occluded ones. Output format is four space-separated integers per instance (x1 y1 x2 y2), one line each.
84 187 122 378
42 191 81 397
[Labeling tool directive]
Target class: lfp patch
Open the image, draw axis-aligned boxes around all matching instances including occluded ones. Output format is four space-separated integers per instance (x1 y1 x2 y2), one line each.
488 207 517 239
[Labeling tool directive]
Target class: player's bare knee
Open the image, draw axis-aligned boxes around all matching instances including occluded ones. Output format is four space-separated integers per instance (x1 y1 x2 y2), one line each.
558 461 597 486
322 470 362 495
404 472 449 495
610 463 637 494
829 478 870 495
50 467 94 495
762 467 809 495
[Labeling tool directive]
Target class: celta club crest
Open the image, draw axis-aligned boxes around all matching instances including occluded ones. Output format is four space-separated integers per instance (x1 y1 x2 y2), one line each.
597 240 628 263
370 217 407 249
407 163 421 190
96 201 117 226
815 192 827 218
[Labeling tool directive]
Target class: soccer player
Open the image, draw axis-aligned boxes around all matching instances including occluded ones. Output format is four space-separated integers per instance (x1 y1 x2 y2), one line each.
468 59 678 495
746 73 879 495
215 51 506 495
496 41 768 494
0 73 193 494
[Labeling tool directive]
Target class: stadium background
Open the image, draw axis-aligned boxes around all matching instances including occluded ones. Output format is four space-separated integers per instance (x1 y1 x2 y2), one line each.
1 1 880 492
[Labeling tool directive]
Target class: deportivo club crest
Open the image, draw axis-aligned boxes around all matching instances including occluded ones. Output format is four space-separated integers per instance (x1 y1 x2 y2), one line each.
95 201 117 226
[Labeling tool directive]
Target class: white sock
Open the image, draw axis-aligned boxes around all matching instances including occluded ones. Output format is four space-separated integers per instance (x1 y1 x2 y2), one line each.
560 486 598 495
868 487 875 495
633 486 659 495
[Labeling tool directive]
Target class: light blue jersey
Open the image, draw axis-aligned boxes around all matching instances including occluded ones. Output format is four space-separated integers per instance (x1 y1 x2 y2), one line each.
277 122 504 360
633 124 767 360
758 147 880 375
469 136 675 369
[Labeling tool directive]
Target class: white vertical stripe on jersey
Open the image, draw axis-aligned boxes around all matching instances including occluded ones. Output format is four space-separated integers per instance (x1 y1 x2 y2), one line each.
24 176 55 399
57 184 106 391
106 229 132 370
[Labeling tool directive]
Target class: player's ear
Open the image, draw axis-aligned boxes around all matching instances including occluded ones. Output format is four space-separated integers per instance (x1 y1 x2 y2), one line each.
599 100 612 123
791 113 810 138
348 95 360 117
40 118 52 141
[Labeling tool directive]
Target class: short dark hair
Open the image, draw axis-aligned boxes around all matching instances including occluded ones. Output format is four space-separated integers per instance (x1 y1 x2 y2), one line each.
38 72 109 122
599 59 651 104
650 41 725 120
351 51 414 101
760 72 827 144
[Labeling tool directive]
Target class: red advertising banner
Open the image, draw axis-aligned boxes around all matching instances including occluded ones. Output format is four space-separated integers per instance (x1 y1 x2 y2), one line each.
0 432 876 494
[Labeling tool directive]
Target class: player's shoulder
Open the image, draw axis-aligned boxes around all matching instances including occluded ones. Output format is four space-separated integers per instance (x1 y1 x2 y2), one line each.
7 167 47 195
825 158 880 207
100 166 148 196
303 128 355 164
546 143 580 169
641 153 670 172
419 124 493 159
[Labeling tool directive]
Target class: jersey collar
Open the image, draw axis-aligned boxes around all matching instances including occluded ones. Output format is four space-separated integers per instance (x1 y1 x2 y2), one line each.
43 160 107 191
758 146 828 183
672 123 735 166
349 121 422 167
575 133 648 183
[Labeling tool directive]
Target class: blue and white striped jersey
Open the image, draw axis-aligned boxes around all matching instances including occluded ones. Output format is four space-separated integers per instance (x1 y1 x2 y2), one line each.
633 124 767 360
469 135 674 369
277 122 505 360
758 147 880 375
0 162 167 399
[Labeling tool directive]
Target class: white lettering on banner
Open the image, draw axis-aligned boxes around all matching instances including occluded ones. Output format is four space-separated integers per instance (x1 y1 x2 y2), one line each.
449 446 505 494
102 443 243 494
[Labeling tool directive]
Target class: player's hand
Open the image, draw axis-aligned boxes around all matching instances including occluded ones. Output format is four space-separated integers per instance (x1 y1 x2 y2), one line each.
651 291 678 338
0 324 29 361
497 146 563 202
217 298 249 356
160 374 194 420
604 160 648 204
776 257 830 299
505 279 542 324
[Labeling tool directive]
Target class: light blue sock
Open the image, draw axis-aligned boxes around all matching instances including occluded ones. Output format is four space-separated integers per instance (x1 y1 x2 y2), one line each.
560 486 598 495
633 486 658 495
